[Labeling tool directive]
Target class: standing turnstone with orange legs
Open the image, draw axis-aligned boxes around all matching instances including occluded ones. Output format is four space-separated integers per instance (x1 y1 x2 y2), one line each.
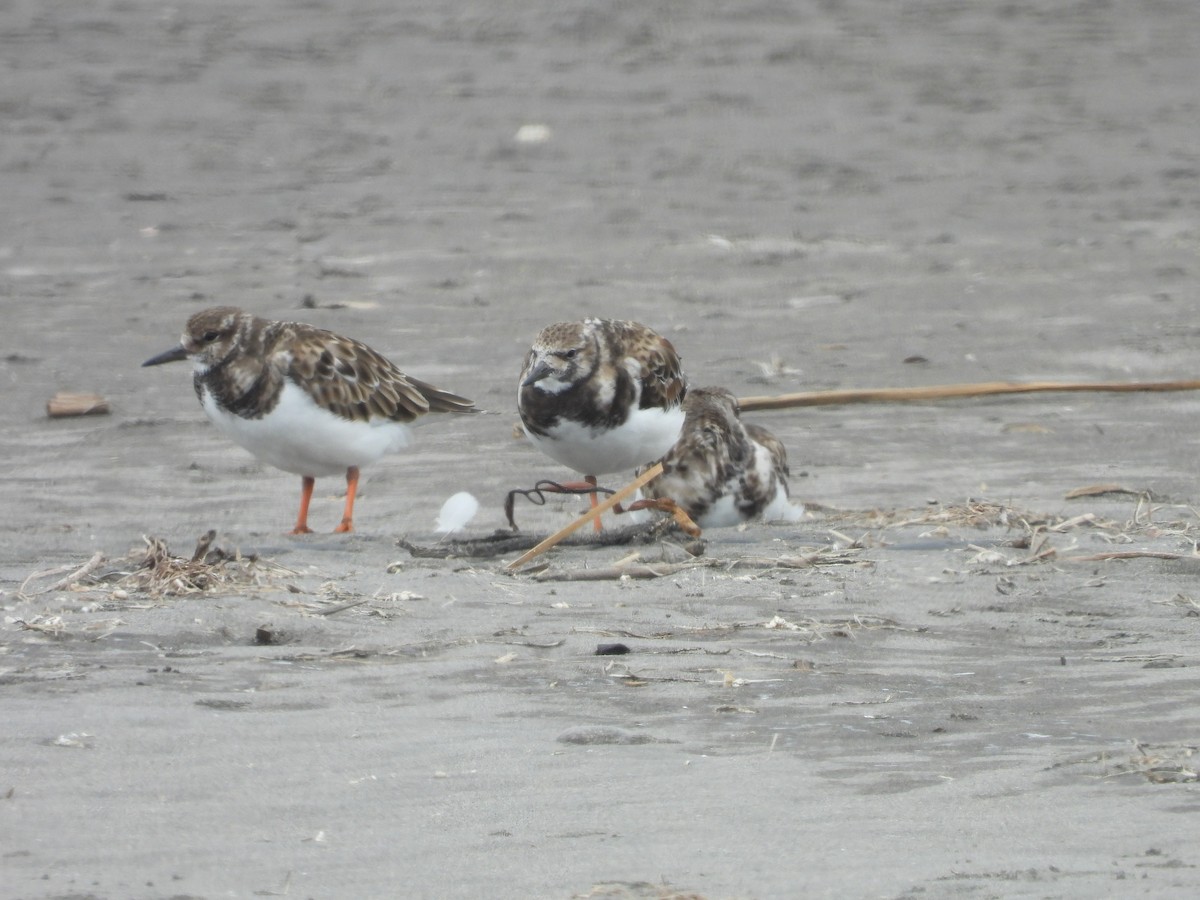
640 386 803 528
143 306 474 533
517 318 687 528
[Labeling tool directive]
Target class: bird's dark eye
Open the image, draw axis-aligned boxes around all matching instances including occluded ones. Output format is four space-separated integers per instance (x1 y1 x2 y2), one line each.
564 349 577 359
203 330 219 343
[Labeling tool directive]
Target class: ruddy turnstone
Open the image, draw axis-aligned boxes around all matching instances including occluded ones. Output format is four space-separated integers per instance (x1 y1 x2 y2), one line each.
640 386 803 528
517 318 687 526
143 306 474 534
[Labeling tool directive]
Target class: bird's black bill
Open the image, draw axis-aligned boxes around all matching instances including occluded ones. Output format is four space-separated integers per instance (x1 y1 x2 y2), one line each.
142 345 188 367
521 359 554 387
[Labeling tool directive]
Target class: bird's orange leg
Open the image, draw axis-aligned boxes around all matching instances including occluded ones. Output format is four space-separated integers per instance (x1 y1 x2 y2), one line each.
291 476 316 535
333 466 360 533
585 475 602 532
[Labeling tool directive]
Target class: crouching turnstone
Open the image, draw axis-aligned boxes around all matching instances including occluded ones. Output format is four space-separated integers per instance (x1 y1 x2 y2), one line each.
640 386 803 528
143 306 474 534
517 318 687 526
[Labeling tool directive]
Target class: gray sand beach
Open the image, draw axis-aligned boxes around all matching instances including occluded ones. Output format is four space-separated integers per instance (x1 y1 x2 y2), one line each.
2 3 1199 898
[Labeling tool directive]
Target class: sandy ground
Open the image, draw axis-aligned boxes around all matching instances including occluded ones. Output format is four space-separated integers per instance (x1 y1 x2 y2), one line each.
3 2 1200 898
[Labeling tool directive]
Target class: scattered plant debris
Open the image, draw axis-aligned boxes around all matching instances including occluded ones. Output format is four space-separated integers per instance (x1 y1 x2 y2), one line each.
1057 742 1199 784
115 532 294 598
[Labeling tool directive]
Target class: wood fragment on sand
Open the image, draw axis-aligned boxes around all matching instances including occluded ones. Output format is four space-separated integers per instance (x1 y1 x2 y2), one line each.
533 559 717 582
738 379 1200 412
46 391 110 418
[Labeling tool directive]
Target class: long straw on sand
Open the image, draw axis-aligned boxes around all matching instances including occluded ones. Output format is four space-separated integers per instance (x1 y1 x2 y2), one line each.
737 379 1200 412
507 378 1200 572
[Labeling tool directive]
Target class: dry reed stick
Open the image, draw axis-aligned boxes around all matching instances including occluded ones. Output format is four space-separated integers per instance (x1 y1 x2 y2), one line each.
738 379 1200 412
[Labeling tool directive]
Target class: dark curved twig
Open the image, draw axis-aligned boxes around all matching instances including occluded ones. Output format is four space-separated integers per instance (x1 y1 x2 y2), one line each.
504 480 617 530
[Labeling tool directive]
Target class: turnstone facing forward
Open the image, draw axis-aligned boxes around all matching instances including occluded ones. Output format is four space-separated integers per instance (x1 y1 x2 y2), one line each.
517 318 687 522
641 386 803 528
143 306 474 533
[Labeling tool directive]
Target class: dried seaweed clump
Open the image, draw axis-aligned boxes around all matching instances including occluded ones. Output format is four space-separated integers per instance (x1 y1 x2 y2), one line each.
1059 741 1200 784
119 531 290 598
1112 742 1198 784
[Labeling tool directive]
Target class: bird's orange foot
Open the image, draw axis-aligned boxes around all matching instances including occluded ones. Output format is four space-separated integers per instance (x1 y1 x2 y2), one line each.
617 497 702 537
333 519 354 533
668 504 702 537
290 525 314 535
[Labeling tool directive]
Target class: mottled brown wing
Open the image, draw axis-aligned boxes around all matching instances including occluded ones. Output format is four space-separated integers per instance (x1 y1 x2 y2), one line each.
633 331 687 412
746 423 790 479
284 326 473 424
657 391 733 472
403 374 477 414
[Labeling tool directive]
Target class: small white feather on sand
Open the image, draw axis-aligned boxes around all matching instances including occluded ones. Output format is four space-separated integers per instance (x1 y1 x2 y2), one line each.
435 491 479 533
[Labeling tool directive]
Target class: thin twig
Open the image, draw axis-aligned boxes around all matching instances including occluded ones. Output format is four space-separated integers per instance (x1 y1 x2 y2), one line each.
17 551 105 599
314 597 371 616
190 529 217 563
1064 550 1199 562
1063 483 1141 500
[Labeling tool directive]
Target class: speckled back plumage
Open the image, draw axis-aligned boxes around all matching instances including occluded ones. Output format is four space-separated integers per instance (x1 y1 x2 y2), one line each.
144 305 475 529
182 307 473 424
745 423 790 486
642 386 798 527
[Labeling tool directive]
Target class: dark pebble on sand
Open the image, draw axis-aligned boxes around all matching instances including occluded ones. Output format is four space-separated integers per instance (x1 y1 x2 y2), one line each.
595 643 631 655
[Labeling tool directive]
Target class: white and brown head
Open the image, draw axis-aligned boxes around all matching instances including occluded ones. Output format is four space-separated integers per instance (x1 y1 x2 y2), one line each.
519 321 598 395
142 306 258 374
